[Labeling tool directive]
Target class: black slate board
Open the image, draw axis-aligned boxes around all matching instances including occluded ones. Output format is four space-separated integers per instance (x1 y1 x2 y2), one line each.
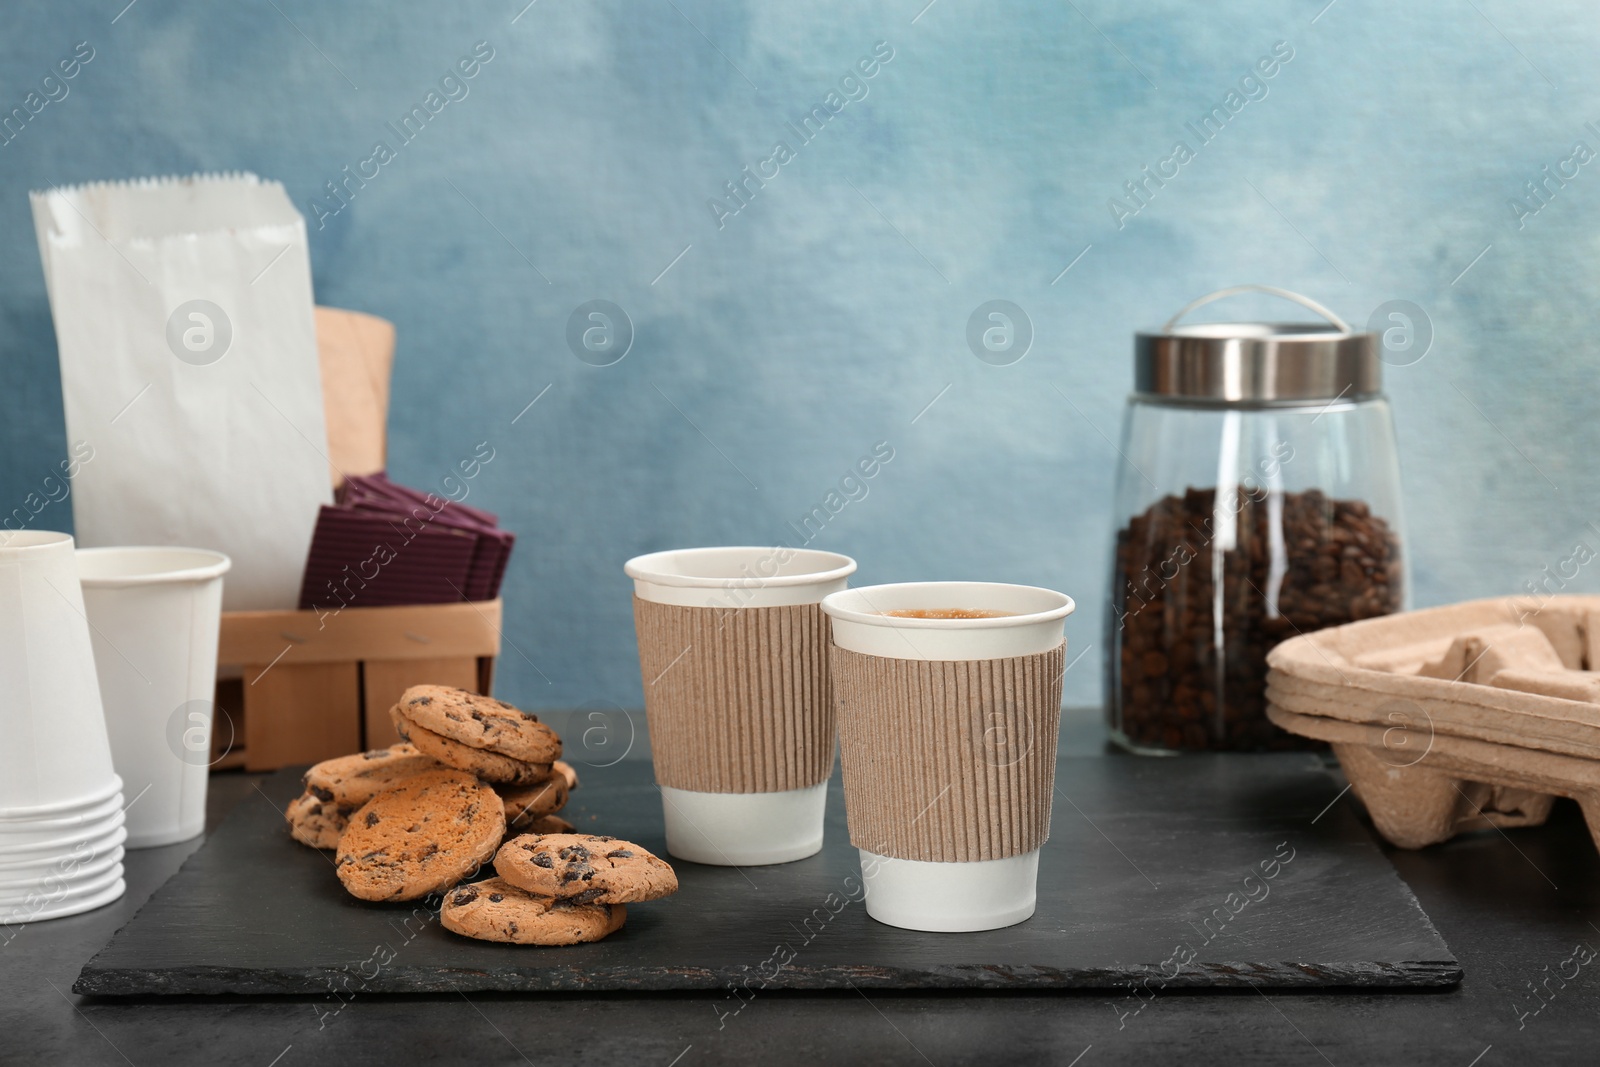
75 755 1459 995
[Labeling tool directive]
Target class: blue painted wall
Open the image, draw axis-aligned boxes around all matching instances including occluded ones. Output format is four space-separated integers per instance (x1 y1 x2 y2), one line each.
4 0 1598 717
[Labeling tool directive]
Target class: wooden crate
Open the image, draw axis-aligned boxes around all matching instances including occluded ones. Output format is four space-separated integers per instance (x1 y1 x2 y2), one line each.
214 599 502 771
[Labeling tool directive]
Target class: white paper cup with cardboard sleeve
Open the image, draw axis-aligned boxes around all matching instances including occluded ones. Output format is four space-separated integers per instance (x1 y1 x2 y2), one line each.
77 547 230 849
626 547 856 866
822 581 1073 933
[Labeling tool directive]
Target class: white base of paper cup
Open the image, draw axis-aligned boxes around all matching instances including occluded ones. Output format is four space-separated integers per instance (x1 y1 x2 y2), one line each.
125 818 204 850
660 783 827 866
858 848 1039 932
0 876 125 925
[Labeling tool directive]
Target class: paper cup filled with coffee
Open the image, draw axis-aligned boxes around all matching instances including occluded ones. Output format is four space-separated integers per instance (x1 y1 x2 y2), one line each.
625 546 856 866
822 581 1074 932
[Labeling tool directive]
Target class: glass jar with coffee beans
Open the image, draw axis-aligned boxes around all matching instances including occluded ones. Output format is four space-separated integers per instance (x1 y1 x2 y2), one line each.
1106 287 1408 753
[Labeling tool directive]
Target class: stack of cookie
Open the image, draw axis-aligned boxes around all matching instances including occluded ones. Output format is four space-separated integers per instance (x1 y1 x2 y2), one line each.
284 685 580 853
389 686 562 787
442 833 679 946
281 684 674 946
389 684 579 837
332 768 508 903
286 743 449 849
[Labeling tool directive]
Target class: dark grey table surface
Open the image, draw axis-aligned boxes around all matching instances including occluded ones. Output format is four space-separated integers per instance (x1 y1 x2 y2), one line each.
9 709 1600 1065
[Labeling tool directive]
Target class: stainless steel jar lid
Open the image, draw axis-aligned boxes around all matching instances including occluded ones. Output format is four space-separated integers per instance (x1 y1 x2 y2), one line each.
1135 285 1380 404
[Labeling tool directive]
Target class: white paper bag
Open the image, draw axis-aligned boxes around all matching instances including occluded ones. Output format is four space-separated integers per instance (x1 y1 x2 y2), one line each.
31 173 332 610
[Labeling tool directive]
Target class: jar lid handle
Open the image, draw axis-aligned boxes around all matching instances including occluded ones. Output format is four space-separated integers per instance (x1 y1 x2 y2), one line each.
1161 284 1352 334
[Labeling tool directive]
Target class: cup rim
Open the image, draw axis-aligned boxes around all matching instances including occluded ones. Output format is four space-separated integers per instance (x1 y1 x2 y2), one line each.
0 846 121 887
0 837 123 873
0 874 125 922
76 546 232 587
0 776 123 820
821 581 1075 630
624 546 856 590
0 530 74 554
0 792 122 832
0 862 124 906
0 811 124 856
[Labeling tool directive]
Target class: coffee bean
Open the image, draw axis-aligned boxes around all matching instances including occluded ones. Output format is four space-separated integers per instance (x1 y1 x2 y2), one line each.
1110 487 1402 751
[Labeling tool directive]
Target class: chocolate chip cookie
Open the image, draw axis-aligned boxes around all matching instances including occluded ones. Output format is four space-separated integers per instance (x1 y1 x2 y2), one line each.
498 777 569 832
286 744 444 849
495 833 678 904
285 791 349 850
516 813 575 836
554 760 579 791
395 685 562 764
390 705 551 785
440 876 626 945
335 769 505 901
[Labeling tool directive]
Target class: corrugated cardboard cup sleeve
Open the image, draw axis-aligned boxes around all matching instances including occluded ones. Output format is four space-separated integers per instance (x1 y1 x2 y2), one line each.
633 597 834 794
831 642 1065 863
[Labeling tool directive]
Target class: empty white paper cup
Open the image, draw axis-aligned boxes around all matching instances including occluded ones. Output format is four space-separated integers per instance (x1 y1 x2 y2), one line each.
0 532 121 813
77 547 230 849
626 546 855 866
823 581 1073 933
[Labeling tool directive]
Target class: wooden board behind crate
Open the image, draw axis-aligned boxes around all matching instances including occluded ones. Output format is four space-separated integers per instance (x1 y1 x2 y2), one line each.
314 306 395 489
362 656 483 748
216 600 502 771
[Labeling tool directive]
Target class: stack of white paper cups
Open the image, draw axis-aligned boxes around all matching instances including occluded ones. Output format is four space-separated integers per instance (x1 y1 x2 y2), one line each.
77 547 230 848
823 581 1074 932
0 532 127 923
626 547 855 866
